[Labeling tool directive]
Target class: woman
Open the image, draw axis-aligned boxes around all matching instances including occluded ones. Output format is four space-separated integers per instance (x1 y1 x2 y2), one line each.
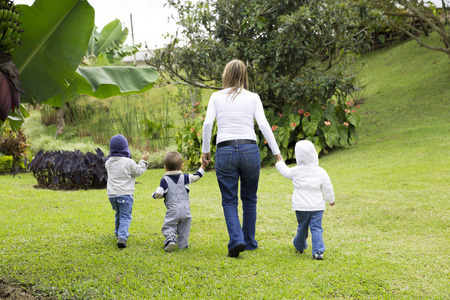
202 60 281 258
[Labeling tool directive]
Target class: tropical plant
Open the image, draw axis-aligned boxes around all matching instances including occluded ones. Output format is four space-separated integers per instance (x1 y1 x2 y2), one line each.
0 0 159 130
0 0 25 124
83 19 141 66
27 148 107 190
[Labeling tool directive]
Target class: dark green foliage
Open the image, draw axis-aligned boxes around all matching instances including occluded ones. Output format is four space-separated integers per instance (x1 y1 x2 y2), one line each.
0 128 28 173
152 0 377 166
27 148 107 190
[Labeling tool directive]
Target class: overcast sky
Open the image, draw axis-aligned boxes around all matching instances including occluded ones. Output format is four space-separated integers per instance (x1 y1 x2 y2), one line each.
14 0 449 50
14 0 182 49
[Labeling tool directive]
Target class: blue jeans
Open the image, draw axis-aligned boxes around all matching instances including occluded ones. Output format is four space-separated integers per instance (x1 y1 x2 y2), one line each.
215 143 260 251
109 195 134 241
293 210 325 255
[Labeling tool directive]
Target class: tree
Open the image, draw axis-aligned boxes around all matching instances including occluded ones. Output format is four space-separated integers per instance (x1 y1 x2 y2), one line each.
149 0 382 162
377 0 450 58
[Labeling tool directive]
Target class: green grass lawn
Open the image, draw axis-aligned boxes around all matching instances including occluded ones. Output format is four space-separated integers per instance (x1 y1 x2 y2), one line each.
1 33 449 299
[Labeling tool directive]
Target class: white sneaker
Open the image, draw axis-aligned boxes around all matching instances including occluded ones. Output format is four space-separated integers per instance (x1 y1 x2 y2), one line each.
164 241 176 252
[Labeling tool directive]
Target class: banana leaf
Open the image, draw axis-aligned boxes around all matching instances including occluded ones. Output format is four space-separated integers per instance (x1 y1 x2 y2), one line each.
93 19 129 55
43 66 159 106
13 0 95 103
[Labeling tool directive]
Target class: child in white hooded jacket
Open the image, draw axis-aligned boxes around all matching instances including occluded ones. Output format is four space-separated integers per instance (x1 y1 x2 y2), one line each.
275 140 335 260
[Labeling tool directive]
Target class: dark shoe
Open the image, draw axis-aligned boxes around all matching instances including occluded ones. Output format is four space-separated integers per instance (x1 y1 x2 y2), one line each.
164 239 176 252
296 249 304 254
117 239 127 249
313 252 323 260
228 243 245 258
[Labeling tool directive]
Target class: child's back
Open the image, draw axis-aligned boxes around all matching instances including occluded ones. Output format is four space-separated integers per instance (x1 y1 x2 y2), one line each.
275 140 335 260
276 140 334 211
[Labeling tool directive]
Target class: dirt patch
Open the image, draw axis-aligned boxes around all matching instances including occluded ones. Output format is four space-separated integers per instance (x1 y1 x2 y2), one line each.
0 281 54 300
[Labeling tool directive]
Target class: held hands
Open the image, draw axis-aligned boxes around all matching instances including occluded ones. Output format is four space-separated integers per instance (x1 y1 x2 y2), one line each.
141 151 150 161
274 154 283 163
202 153 211 166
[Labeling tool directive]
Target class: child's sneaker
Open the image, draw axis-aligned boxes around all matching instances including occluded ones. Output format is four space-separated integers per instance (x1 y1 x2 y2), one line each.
313 252 323 260
117 239 127 249
164 239 176 252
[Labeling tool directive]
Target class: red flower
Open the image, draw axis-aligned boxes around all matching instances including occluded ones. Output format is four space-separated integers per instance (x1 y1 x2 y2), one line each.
271 125 277 131
356 105 360 108
343 122 349 126
194 102 200 106
352 109 356 113
279 113 283 117
291 122 297 127
324 121 331 126
304 112 311 117
298 109 304 114
345 109 350 113
264 140 268 144
190 128 195 132
321 106 327 110
196 132 201 136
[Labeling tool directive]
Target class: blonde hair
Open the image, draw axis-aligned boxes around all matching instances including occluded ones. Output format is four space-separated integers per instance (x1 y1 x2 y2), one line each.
222 60 249 101
164 151 183 171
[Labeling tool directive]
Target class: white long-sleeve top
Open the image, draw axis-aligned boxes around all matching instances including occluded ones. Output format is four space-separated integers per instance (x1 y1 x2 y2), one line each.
202 88 280 155
105 157 148 196
275 140 335 211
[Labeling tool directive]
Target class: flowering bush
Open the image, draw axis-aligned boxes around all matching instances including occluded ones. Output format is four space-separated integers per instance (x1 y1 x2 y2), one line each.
256 100 360 164
176 103 217 170
177 99 360 169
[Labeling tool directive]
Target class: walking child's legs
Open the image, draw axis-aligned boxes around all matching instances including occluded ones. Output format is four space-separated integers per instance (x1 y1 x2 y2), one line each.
116 195 133 241
309 211 325 255
177 217 192 249
162 210 178 245
293 211 311 252
109 197 120 237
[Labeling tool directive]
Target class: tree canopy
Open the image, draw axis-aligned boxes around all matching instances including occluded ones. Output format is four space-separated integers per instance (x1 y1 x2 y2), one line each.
150 0 383 161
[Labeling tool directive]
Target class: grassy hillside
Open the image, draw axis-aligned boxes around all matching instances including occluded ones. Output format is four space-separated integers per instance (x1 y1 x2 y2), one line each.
0 33 448 299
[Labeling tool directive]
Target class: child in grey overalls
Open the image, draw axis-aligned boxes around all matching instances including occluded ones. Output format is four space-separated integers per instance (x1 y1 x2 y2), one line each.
152 151 206 252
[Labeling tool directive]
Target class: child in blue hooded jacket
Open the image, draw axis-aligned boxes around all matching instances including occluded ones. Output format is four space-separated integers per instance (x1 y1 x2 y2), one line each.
275 140 335 260
105 134 149 249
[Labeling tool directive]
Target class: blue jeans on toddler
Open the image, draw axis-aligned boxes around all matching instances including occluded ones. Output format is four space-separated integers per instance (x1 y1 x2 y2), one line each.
293 210 325 255
215 143 261 252
109 195 134 241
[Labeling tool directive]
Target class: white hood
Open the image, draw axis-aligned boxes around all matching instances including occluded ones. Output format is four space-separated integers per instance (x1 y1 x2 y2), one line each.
295 140 319 167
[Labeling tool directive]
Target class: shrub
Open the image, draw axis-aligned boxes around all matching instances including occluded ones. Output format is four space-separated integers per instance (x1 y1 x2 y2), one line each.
176 101 360 168
0 129 29 173
28 148 107 190
0 155 13 174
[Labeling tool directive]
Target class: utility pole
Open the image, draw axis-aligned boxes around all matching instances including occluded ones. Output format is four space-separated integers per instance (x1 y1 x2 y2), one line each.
130 13 136 66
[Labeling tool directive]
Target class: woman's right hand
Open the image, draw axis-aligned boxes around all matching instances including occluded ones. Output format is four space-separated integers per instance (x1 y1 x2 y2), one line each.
202 153 211 165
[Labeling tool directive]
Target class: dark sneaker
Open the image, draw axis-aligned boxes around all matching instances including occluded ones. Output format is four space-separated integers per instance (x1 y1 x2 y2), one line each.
164 239 176 252
296 249 304 254
228 243 245 258
117 239 127 249
313 252 323 260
